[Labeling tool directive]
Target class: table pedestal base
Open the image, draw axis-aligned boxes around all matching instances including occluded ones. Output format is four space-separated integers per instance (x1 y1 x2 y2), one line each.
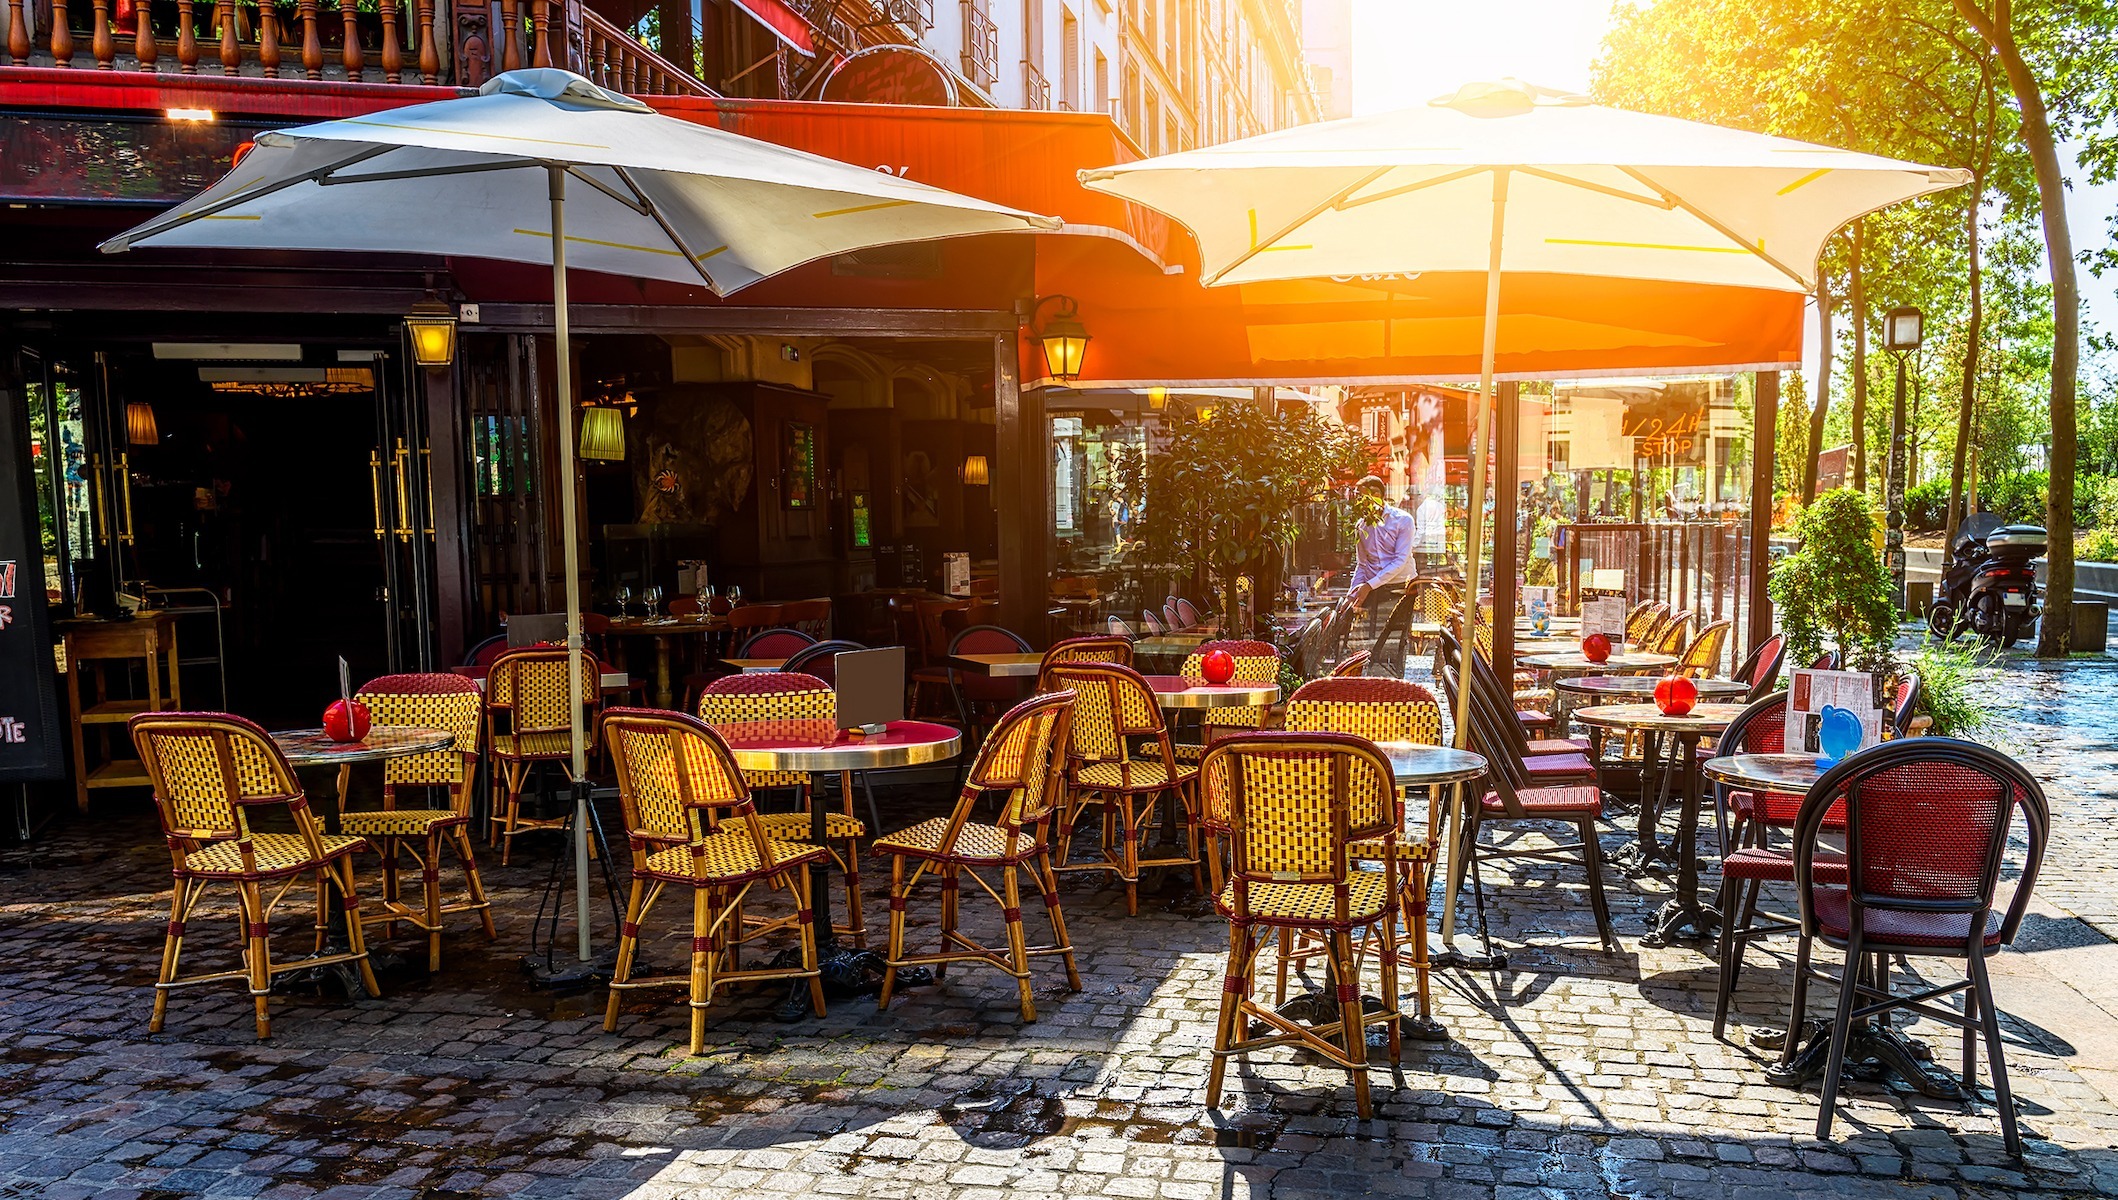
1431 945 1509 972
1761 1018 1965 1100
772 943 934 1021
1640 898 1718 948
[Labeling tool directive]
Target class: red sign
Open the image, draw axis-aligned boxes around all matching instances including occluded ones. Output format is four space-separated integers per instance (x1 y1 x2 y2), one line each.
819 46 959 107
731 0 817 56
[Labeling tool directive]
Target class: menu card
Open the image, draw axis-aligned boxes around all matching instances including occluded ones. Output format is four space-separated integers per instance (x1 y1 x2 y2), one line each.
1580 597 1629 650
1520 585 1556 613
1784 668 1883 755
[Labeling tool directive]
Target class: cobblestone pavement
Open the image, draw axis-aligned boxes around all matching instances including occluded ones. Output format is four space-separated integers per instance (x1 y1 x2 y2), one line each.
5 719 2118 1199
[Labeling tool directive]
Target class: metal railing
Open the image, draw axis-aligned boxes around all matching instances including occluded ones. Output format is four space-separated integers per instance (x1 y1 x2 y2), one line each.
959 0 996 89
1021 58 1049 109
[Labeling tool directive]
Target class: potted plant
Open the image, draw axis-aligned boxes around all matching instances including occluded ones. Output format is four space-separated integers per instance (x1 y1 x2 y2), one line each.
1767 487 1900 678
1111 399 1374 637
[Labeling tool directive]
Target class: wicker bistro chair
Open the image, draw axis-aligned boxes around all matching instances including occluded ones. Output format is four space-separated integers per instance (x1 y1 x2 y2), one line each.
1651 610 1695 655
698 672 867 946
1172 640 1282 763
1625 602 1666 643
342 674 496 972
1201 732 1406 1120
129 712 381 1039
600 709 831 1052
1785 739 2049 1156
1674 619 1733 679
1279 677 1450 1025
1331 651 1371 678
1036 634 1133 692
1045 660 1204 916
485 646 604 866
871 691 1082 1021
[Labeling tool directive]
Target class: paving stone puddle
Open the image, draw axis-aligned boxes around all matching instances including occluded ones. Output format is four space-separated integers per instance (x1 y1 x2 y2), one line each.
6 652 2118 1199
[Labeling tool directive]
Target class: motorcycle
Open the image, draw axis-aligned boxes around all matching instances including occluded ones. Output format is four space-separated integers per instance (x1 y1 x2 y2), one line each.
1928 512 2044 646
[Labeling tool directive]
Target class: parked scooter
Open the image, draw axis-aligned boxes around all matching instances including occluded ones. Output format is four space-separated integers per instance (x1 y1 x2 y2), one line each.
1929 512 2044 646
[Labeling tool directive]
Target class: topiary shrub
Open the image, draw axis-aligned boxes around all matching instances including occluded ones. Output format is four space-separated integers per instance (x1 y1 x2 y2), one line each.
1767 488 1900 675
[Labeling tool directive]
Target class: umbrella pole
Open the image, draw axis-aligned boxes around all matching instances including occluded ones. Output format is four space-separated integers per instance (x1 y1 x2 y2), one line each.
1442 169 1509 948
547 164 594 964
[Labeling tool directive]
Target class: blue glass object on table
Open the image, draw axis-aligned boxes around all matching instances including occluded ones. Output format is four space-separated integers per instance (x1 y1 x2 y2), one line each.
1816 705 1863 768
1529 598 1550 636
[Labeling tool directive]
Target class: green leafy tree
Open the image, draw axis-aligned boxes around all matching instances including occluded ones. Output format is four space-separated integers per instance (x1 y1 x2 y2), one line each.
1111 401 1374 635
1767 488 1901 673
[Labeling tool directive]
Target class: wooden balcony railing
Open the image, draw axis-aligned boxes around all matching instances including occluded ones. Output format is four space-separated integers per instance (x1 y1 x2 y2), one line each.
2 0 718 96
579 5 711 97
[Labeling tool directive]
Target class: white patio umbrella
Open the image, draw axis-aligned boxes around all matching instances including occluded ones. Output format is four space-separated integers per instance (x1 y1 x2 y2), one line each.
1082 78 1967 940
105 68 1059 963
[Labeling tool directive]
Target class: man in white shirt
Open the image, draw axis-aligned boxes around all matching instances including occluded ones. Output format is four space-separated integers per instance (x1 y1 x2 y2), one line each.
1347 475 1416 626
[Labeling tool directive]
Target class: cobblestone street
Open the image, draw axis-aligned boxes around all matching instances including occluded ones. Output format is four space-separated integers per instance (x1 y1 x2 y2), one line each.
7 683 2118 1200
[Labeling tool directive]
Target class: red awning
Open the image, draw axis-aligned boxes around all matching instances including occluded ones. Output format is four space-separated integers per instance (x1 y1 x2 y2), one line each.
729 0 817 56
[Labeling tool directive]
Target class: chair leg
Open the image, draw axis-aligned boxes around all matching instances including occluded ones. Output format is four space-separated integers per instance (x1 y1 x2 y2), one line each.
1002 865 1036 1022
452 827 498 941
1182 784 1206 895
1577 817 1618 953
1814 931 1865 1141
878 856 909 1013
152 879 197 1034
499 762 527 867
1781 934 1814 1070
605 876 646 1033
840 834 867 949
422 832 445 973
936 865 960 979
377 836 402 942
1118 797 1140 917
688 884 714 1055
860 771 883 838
797 869 827 1018
1406 861 1433 1024
1968 952 2022 1158
1273 928 1294 1005
1035 850 1081 991
1330 929 1372 1119
238 879 272 1040
1206 923 1254 1110
1712 874 1750 1041
336 858 382 998
1377 888 1402 1065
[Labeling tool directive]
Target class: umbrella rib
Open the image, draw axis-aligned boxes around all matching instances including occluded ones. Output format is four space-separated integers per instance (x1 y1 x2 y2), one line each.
1332 166 1489 211
1617 166 1811 288
564 165 651 215
102 144 393 250
1202 167 1390 286
318 157 546 187
611 167 723 293
1511 166 1674 209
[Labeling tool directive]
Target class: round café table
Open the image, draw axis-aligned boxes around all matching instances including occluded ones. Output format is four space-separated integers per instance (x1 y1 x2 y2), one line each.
1556 675 1749 704
1519 650 1677 674
1700 752 1968 1100
715 719 961 951
270 725 456 990
1142 676 1281 710
1571 702 1746 948
1374 742 1490 1039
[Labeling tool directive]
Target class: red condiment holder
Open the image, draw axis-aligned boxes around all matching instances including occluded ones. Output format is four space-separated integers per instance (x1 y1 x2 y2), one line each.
1200 649 1236 685
1653 674 1698 717
1580 633 1612 663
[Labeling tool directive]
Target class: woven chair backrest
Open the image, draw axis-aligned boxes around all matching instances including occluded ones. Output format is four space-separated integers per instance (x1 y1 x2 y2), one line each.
1204 733 1396 907
1140 609 1166 634
1331 651 1370 678
1044 660 1164 761
737 628 817 659
1678 619 1732 677
698 671 835 739
1723 691 1789 755
1181 639 1280 729
487 647 600 733
603 708 784 872
1741 633 1787 694
964 690 1075 834
358 673 481 793
1626 602 1666 641
1799 740 2046 945
130 711 303 841
1038 635 1132 691
1285 676 1442 745
1653 611 1694 654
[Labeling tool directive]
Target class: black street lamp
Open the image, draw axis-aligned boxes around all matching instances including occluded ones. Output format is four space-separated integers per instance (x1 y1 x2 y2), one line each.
1883 305 1923 600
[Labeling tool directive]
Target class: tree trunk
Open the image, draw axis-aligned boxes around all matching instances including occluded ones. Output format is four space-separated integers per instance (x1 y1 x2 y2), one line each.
1955 0 2078 657
1945 186 1982 561
1849 219 1869 495
1802 269 1834 503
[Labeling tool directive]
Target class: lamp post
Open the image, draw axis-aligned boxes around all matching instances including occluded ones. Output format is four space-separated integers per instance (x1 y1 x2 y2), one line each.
1883 305 1922 602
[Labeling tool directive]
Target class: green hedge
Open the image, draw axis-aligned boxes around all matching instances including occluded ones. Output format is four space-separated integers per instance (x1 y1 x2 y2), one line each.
1905 480 1949 531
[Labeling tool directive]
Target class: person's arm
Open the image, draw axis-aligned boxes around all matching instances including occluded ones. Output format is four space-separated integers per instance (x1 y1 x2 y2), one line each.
1347 523 1379 593
1370 512 1412 587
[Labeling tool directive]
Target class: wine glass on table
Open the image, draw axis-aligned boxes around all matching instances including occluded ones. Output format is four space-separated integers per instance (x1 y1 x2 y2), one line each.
643 585 664 621
614 585 633 620
726 584 743 610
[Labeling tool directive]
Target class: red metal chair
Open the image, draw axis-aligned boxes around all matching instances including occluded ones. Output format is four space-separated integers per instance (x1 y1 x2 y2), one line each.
781 639 866 687
737 628 817 661
1731 632 1787 702
129 712 380 1039
871 691 1081 1022
1786 738 2048 1156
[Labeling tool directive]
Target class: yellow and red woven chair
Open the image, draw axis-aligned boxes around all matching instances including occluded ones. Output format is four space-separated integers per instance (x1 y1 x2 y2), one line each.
1201 732 1405 1120
342 673 495 973
1674 618 1733 679
129 711 380 1039
484 645 604 866
600 708 830 1052
871 691 1082 1022
1045 660 1203 916
1652 610 1695 656
698 671 867 946
1035 634 1132 693
1330 651 1371 678
1278 676 1447 1022
1171 639 1282 764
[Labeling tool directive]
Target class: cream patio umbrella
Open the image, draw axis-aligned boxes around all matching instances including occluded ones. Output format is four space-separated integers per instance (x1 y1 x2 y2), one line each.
105 68 1060 964
1082 78 1966 942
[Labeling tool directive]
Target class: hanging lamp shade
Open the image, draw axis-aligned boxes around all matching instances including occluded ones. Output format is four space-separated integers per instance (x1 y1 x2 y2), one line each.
961 454 989 485
126 402 159 445
579 406 626 461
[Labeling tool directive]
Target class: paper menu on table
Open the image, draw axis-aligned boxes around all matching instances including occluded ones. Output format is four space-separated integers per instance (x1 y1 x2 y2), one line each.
1580 597 1629 648
1784 669 1883 755
1521 585 1556 613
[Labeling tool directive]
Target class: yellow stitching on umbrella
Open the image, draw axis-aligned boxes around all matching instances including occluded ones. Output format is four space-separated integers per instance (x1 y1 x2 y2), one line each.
812 200 913 218
1544 237 1752 254
1778 168 1831 195
512 228 681 256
